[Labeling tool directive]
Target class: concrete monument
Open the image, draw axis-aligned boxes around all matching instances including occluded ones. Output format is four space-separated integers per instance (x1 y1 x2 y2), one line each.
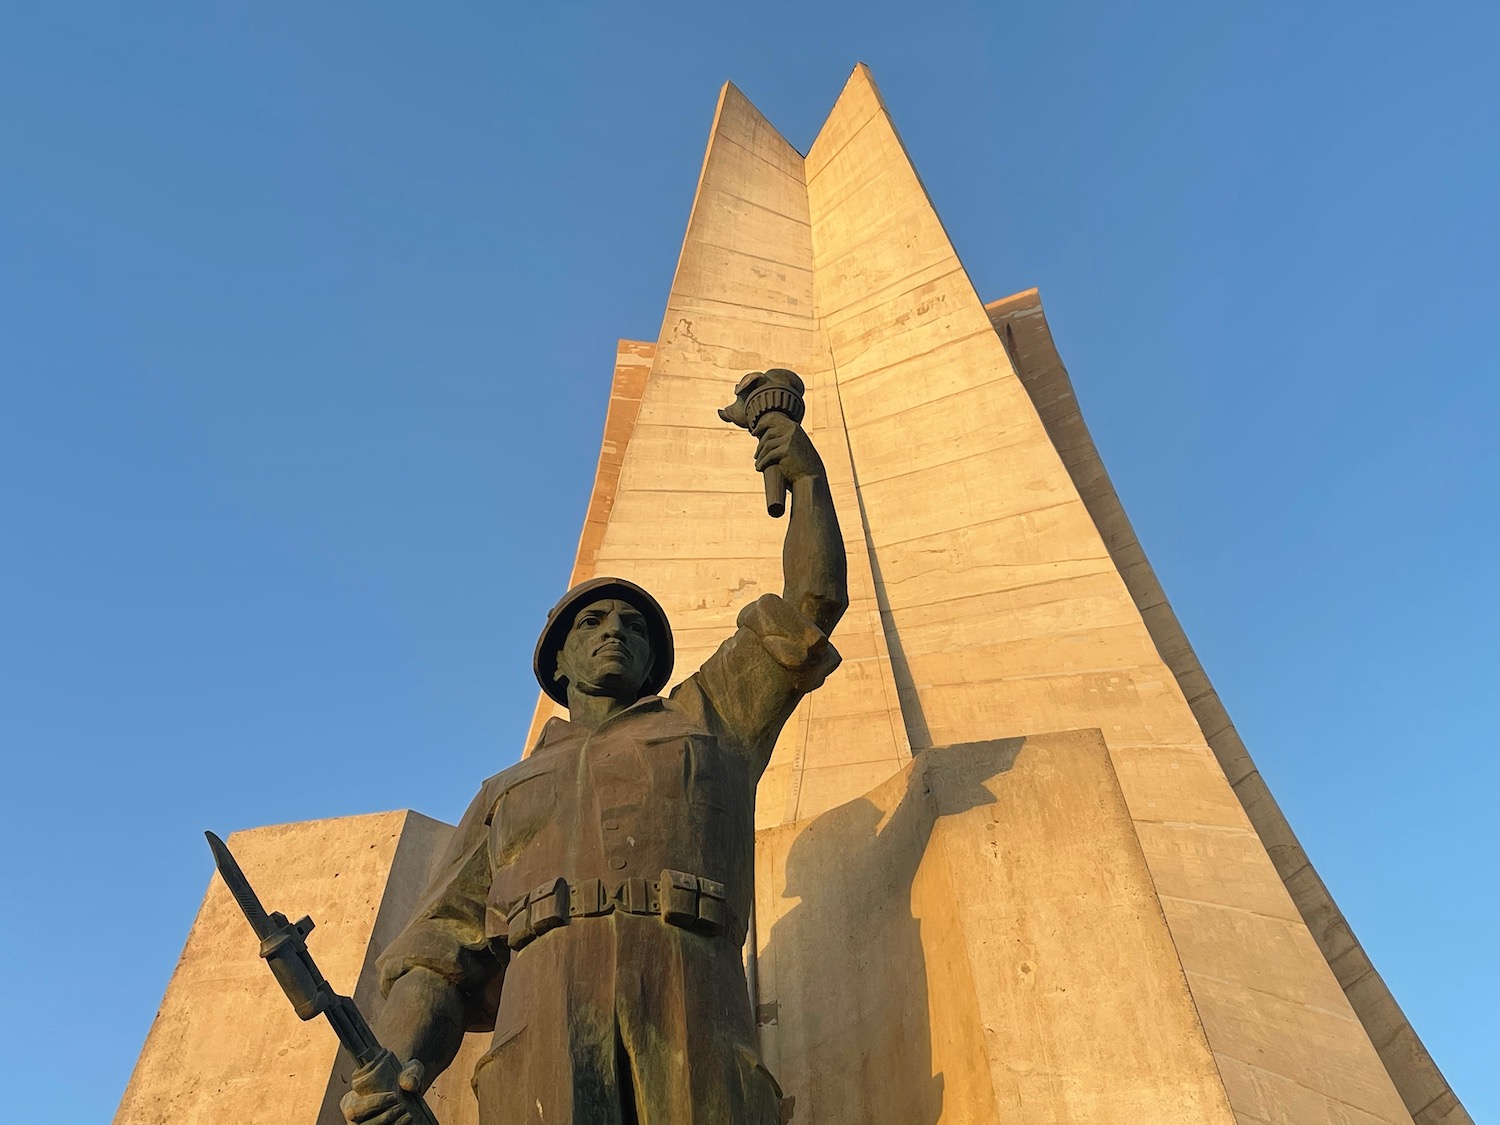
115 66 1471 1125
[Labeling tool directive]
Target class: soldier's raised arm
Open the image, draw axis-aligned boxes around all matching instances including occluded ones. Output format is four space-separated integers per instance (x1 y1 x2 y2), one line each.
753 410 848 633
688 372 849 768
719 369 848 634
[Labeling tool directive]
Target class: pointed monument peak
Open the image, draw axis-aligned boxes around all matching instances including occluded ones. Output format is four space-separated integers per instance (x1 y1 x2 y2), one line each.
843 62 889 111
714 78 751 116
704 78 803 170
806 62 896 179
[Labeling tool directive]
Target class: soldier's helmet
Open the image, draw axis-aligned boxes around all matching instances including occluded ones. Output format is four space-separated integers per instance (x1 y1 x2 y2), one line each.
533 576 674 705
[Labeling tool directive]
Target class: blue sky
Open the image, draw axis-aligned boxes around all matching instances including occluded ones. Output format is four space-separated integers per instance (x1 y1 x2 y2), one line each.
2 2 1495 1120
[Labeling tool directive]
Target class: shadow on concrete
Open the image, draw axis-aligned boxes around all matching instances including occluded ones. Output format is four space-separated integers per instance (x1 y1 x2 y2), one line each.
846 458 931 752
760 739 1020 1125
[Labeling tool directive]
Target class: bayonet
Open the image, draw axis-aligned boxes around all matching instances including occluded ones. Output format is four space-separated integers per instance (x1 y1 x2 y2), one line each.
205 829 275 941
205 831 441 1125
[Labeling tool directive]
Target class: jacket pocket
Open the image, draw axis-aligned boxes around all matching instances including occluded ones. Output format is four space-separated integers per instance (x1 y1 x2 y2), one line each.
643 732 726 809
488 762 557 861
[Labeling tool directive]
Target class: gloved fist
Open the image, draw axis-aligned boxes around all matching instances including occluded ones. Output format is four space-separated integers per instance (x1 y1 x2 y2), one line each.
752 413 823 483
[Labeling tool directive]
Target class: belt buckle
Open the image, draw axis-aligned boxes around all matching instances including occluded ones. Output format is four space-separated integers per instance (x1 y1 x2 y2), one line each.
619 876 656 915
569 877 607 918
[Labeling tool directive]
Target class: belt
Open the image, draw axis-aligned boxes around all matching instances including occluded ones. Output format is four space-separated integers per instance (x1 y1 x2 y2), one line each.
503 869 729 952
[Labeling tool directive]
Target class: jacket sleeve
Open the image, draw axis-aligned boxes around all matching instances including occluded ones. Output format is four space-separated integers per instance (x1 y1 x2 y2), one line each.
375 781 506 1032
684 593 841 773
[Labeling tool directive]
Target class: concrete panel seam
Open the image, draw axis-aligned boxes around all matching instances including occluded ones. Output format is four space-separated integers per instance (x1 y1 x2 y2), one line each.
1212 1053 1415 1125
671 240 816 273
859 499 1080 553
849 428 1046 487
1155 894 1319 929
1184 966 1368 1024
1140 821 1259 837
706 130 809 185
825 326 1001 388
659 299 814 324
864 573 1129 614
693 187 811 228
815 263 969 328
805 107 883 186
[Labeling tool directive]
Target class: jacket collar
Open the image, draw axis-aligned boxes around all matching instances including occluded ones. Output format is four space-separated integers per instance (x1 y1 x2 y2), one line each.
534 694 668 750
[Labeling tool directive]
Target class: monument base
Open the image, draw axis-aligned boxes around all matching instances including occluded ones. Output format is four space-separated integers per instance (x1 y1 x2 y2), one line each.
116 729 1282 1124
754 728 1234 1124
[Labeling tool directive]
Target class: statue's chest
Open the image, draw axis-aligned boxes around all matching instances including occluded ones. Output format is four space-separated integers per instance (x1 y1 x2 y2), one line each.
585 717 729 815
488 715 738 865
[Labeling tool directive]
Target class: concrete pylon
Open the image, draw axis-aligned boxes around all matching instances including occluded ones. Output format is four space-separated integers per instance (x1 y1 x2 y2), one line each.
524 82 912 827
118 67 1469 1125
529 65 1465 1124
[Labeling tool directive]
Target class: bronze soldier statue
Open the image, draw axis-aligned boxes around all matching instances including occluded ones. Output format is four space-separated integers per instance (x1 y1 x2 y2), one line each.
342 373 847 1125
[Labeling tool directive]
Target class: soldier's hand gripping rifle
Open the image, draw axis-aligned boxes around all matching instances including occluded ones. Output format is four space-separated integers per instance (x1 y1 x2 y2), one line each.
205 831 441 1125
719 368 807 517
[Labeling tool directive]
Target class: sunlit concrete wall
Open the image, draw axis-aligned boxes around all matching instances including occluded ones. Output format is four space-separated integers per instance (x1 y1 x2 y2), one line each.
754 728 1236 1124
987 286 1467 1125
801 66 1420 1124
114 811 484 1125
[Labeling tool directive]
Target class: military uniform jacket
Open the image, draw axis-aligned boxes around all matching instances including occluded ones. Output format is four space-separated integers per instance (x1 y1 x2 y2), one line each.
377 593 841 1032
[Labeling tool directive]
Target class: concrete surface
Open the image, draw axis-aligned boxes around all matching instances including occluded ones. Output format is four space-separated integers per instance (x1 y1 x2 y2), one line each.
113 811 486 1125
755 728 1237 1124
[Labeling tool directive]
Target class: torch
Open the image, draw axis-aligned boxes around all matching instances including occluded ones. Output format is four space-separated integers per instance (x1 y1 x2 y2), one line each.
718 368 807 518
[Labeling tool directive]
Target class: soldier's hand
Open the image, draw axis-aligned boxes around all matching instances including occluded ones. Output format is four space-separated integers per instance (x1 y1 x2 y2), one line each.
340 1050 425 1125
753 413 823 483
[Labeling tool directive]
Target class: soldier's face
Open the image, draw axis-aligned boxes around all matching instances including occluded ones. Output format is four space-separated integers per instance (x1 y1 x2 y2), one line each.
555 598 654 701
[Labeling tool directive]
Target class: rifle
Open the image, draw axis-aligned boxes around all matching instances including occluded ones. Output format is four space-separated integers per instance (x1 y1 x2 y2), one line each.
205 831 441 1125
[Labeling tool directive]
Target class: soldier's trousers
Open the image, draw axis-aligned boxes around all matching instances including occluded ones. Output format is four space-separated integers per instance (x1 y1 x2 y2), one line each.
471 912 783 1124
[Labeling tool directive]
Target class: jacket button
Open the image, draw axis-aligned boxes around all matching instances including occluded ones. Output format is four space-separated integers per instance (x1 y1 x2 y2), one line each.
609 856 627 870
